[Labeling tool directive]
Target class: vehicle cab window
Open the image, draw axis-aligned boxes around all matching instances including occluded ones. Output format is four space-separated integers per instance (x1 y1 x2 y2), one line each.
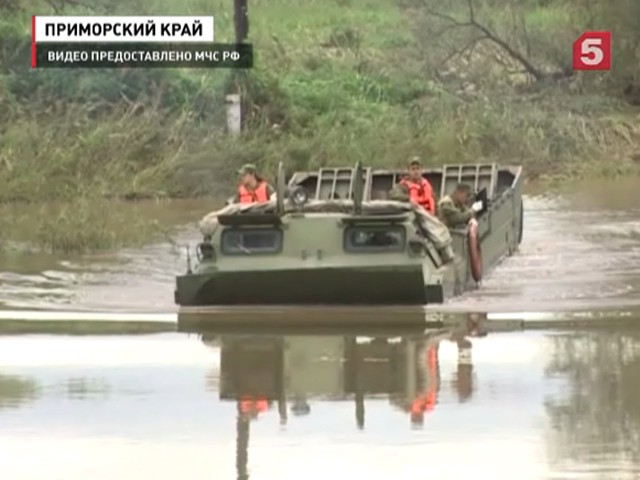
344 226 405 252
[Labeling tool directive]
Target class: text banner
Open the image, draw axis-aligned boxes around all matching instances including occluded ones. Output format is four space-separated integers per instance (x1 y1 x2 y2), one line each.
34 43 253 68
33 16 215 43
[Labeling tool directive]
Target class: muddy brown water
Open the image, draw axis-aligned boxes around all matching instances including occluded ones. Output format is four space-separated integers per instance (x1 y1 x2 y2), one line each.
2 179 640 479
2 178 640 313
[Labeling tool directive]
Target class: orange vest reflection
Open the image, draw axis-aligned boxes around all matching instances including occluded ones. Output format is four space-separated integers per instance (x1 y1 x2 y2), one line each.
239 396 270 418
410 345 439 424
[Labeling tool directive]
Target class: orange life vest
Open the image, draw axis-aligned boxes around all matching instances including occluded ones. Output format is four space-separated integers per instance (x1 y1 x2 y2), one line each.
238 181 269 204
399 178 435 215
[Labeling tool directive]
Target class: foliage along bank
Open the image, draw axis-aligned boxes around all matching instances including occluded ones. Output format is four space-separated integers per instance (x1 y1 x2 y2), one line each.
0 0 639 252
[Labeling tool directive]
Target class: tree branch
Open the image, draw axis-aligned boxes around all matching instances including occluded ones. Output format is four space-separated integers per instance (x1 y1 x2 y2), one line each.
424 0 546 81
470 19 544 80
439 34 486 66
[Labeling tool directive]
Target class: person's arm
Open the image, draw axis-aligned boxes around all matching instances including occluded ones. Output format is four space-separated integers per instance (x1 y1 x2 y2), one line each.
266 184 276 198
440 203 473 227
428 195 437 215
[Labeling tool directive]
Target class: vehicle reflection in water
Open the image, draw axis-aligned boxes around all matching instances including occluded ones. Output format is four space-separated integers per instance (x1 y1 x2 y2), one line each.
208 320 640 479
211 318 489 479
1 319 640 479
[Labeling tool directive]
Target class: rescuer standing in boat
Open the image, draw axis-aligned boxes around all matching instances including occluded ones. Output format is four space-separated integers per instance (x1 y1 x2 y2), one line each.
437 183 483 228
236 163 275 204
398 157 436 215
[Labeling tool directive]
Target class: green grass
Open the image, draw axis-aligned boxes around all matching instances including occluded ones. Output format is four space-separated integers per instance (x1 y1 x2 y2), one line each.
34 196 165 254
0 0 639 252
0 320 176 335
0 195 176 254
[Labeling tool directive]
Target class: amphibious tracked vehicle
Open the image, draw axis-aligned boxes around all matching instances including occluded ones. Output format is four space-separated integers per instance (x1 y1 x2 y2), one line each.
174 162 523 306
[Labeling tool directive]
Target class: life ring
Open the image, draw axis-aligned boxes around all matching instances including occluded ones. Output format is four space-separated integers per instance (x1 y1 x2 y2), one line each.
517 199 524 245
468 220 482 282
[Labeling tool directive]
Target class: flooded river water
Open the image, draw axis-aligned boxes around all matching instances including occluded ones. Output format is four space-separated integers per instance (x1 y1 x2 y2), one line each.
2 179 640 313
2 178 640 479
1 326 640 479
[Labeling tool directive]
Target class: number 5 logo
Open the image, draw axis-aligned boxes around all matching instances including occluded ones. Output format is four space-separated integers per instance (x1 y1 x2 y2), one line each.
573 31 612 70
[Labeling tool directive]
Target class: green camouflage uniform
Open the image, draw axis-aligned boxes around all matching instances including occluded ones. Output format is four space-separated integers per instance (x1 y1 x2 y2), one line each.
437 194 473 228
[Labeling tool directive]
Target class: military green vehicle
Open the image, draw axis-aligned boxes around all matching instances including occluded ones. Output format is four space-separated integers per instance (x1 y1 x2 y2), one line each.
174 162 523 307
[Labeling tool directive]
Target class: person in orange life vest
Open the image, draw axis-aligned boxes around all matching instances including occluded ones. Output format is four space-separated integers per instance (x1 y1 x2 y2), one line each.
398 157 436 215
236 163 275 204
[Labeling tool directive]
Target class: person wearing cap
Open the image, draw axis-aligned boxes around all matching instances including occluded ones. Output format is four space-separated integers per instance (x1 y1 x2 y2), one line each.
236 163 275 204
438 183 482 229
398 157 436 215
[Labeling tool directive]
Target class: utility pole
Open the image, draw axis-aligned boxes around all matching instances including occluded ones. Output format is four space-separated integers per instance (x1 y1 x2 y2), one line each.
233 0 248 43
227 0 248 135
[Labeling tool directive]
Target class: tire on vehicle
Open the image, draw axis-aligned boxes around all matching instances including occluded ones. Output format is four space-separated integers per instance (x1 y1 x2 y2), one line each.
517 198 524 245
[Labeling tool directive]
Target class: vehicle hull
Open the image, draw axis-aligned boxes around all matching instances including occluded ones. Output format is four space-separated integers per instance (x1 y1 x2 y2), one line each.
175 265 444 306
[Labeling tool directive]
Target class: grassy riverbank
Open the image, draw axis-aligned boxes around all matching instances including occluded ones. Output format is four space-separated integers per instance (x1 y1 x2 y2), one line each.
0 197 184 254
1 0 639 252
